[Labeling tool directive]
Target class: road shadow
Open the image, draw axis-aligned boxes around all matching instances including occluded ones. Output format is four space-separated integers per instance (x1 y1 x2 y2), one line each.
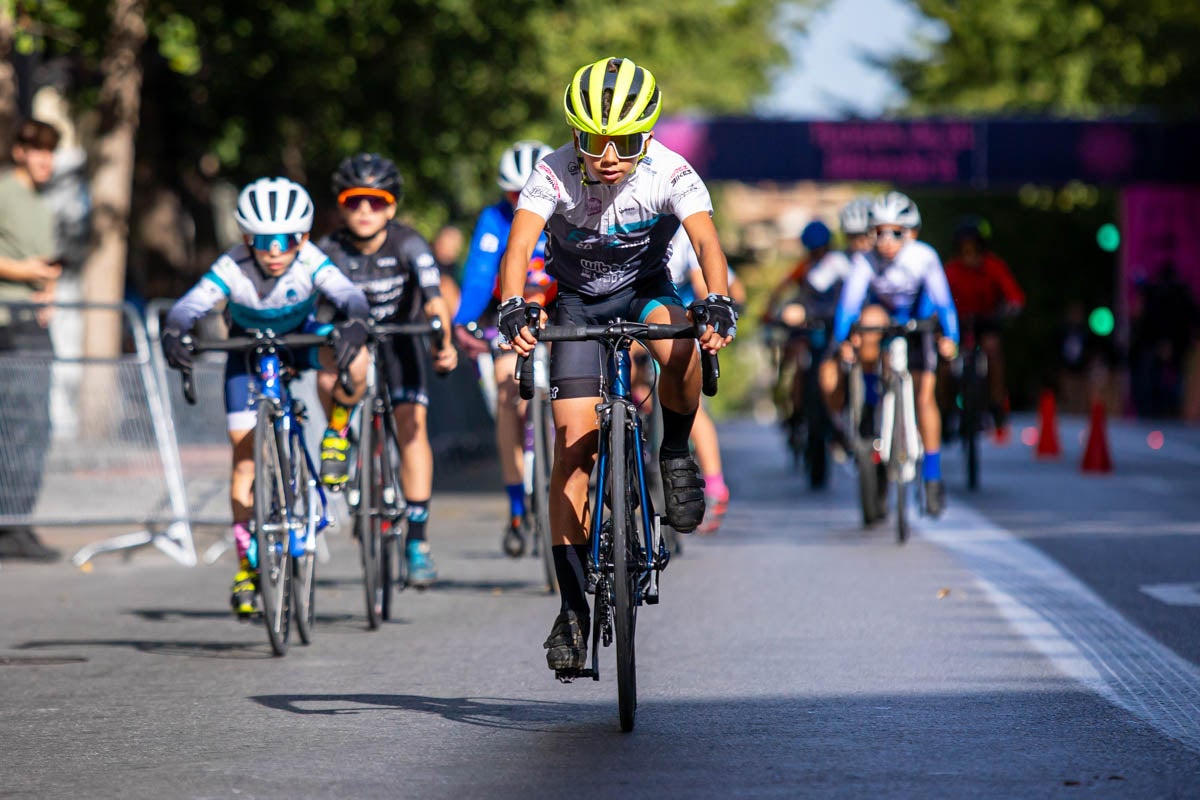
15 637 270 660
248 692 596 732
125 607 360 626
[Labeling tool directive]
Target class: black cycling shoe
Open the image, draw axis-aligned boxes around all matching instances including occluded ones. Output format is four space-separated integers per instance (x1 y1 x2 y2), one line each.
544 610 589 672
660 455 706 533
925 479 946 518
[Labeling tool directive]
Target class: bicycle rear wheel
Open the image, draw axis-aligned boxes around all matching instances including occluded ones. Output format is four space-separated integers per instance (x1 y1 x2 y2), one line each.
531 392 557 594
610 402 638 732
379 428 404 621
253 403 292 656
893 395 909 545
963 359 981 491
291 435 317 645
356 405 383 630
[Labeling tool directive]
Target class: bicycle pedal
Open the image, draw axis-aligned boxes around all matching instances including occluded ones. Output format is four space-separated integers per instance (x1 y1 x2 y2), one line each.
555 668 597 683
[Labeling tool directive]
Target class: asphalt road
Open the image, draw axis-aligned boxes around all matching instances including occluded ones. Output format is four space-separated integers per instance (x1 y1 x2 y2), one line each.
3 415 1200 798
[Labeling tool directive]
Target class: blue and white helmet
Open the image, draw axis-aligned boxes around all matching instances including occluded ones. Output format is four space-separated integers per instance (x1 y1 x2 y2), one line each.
838 197 873 235
498 140 553 192
869 191 921 229
234 177 315 235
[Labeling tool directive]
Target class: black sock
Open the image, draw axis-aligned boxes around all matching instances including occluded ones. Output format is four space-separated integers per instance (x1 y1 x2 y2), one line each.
406 500 429 542
659 406 697 460
552 544 591 618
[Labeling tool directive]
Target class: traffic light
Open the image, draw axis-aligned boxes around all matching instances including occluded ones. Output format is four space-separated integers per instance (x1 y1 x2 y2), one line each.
1096 223 1120 252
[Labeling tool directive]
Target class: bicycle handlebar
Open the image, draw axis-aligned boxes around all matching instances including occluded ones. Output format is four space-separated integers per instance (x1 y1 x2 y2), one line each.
515 305 720 401
850 318 942 336
179 329 349 405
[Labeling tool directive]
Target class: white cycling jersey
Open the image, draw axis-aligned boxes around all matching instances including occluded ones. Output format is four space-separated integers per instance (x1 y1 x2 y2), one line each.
833 239 959 343
516 140 713 297
805 250 853 294
166 241 368 335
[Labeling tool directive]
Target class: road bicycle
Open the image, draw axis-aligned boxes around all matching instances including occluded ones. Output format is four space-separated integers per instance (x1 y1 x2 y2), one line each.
182 329 335 655
348 319 442 629
517 305 719 732
764 317 834 489
846 318 939 544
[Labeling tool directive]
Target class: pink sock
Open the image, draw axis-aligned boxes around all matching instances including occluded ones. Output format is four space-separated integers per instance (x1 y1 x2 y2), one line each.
232 522 252 561
705 473 729 502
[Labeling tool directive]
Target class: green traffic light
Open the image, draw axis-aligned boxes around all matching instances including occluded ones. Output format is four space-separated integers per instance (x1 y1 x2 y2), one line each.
1097 223 1120 252
1089 306 1115 337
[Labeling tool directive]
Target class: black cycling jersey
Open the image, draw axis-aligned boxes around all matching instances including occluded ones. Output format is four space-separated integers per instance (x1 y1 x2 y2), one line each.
318 221 442 323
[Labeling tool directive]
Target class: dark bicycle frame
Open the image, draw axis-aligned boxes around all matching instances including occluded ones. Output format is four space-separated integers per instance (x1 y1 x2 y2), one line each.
516 305 718 731
765 317 834 487
350 318 443 628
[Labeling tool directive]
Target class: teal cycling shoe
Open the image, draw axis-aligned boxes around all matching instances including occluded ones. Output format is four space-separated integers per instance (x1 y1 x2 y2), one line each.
405 540 438 588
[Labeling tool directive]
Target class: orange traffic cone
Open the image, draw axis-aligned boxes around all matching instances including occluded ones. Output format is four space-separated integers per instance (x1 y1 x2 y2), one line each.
1035 389 1061 459
1081 401 1113 473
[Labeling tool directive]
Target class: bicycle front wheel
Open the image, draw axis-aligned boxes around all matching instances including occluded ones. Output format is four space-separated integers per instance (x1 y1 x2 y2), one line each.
253 403 292 656
610 402 638 732
356 407 383 630
379 428 404 621
532 393 557 594
291 435 317 645
892 394 909 545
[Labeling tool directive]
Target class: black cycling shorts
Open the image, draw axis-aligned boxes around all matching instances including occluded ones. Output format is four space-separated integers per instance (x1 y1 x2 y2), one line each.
550 275 683 400
380 330 429 406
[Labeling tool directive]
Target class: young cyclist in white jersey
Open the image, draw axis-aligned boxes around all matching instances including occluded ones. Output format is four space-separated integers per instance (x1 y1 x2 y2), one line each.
453 141 557 551
161 178 370 616
498 57 736 672
828 191 959 517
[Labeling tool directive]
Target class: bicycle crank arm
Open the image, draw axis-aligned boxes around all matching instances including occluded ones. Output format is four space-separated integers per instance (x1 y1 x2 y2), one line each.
554 667 599 683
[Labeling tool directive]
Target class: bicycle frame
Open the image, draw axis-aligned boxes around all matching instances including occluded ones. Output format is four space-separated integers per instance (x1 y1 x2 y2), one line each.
251 350 330 559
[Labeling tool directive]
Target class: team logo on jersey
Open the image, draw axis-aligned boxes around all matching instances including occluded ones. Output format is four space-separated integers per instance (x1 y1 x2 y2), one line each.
480 232 500 253
586 197 601 216
286 288 299 303
377 257 398 267
669 166 694 186
567 161 579 175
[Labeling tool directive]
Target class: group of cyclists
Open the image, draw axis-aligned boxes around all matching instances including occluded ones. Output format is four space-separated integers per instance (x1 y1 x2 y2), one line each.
157 53 1023 675
764 193 1024 517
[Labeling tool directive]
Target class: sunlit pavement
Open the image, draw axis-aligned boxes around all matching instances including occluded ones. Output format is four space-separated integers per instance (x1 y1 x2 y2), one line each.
2 416 1200 798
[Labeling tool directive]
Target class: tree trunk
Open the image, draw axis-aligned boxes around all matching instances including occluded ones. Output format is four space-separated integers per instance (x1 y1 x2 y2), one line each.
79 0 146 440
81 0 146 359
0 1 17 138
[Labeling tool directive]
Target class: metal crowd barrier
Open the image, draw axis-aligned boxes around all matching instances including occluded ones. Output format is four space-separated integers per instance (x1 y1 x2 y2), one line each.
0 301 195 566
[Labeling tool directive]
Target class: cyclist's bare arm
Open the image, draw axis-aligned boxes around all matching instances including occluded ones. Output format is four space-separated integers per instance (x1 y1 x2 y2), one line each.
497 208 546 356
423 295 457 371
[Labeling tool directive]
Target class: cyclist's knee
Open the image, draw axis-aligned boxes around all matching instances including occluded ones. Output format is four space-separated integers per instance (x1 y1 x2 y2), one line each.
393 404 428 444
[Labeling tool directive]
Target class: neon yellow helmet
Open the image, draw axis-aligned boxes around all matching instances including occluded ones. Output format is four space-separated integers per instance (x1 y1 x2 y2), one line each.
564 57 662 136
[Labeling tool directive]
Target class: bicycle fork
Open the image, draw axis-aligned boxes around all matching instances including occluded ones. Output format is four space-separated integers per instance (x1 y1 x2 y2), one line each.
876 338 923 484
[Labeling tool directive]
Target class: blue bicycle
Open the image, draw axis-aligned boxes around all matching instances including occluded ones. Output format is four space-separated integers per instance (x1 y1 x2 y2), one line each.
182 329 335 656
517 306 719 732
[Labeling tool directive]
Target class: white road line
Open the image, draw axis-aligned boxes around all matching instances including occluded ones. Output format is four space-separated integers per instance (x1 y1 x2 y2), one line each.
1141 583 1200 608
919 503 1200 753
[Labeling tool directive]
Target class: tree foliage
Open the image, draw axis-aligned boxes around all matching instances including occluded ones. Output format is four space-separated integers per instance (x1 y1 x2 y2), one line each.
22 0 803 234
888 0 1200 117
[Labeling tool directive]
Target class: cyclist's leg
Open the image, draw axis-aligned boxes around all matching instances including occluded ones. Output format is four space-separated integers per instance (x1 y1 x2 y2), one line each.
691 401 729 533
225 360 258 615
493 351 529 530
385 335 437 585
980 331 1009 435
638 297 706 532
316 343 369 487
911 328 947 515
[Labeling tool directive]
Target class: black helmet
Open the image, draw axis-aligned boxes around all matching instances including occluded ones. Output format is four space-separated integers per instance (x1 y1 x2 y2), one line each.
953 215 987 248
331 153 403 201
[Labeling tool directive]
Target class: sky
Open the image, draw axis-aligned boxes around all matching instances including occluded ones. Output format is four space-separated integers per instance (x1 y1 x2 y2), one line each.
759 0 944 119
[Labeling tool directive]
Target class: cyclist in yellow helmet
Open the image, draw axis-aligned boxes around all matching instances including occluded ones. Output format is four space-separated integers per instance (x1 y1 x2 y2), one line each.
497 57 736 673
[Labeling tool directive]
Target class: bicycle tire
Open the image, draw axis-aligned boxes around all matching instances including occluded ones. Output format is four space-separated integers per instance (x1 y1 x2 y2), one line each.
357 404 383 630
379 429 404 621
610 402 638 732
893 388 909 545
254 402 292 656
532 393 558 594
963 353 981 491
856 444 880 527
806 400 829 490
291 437 317 645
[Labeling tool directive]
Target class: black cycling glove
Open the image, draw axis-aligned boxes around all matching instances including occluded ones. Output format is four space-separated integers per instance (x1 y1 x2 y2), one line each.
161 329 193 370
496 296 530 345
697 294 739 339
334 318 369 370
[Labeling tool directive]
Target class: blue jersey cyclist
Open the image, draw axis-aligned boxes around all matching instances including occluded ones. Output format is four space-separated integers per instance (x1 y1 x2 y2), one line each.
316 153 458 587
453 141 559 554
160 177 371 617
499 57 736 674
827 191 959 517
